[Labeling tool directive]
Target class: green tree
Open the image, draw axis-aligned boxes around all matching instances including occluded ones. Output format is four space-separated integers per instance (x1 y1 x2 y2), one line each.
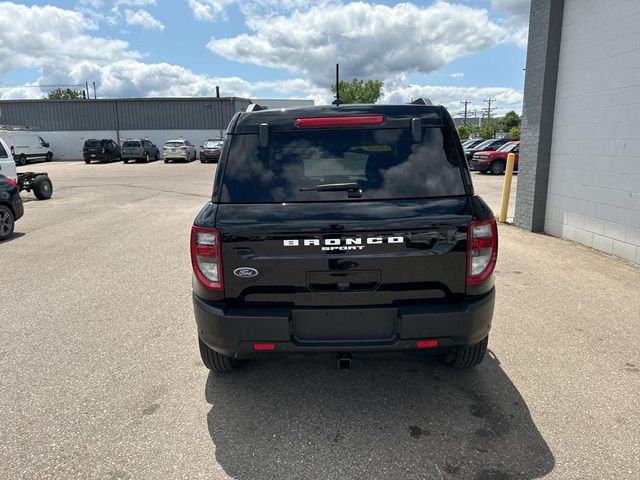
509 126 521 139
457 124 471 139
330 78 384 103
479 124 495 139
501 111 521 130
46 88 83 100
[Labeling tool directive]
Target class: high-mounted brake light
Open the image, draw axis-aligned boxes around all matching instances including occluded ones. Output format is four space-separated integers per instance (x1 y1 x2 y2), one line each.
466 219 498 286
190 226 223 291
294 115 384 128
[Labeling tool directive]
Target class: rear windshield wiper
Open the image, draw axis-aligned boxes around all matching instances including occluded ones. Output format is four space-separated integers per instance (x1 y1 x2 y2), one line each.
299 182 362 198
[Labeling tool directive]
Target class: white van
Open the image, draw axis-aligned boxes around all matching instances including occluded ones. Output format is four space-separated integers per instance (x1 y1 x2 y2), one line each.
0 129 53 166
0 137 17 181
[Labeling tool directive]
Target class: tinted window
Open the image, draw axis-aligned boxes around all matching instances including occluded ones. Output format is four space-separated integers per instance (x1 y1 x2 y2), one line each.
165 141 184 147
220 128 465 203
203 141 219 148
84 139 102 147
0 143 7 158
123 141 141 147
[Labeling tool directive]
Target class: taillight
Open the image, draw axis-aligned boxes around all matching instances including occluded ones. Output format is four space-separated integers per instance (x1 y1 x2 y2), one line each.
5 178 18 189
467 219 498 286
101 148 106 154
295 115 385 128
191 226 223 291
180 146 187 150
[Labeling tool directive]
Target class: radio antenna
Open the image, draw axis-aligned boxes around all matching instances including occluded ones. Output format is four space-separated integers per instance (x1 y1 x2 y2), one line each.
332 63 342 105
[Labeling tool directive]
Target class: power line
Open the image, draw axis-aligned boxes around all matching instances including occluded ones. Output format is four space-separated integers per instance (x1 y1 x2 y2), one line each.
0 83 85 89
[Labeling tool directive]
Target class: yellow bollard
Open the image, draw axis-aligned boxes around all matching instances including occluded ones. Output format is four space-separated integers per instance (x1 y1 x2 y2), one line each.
498 153 516 223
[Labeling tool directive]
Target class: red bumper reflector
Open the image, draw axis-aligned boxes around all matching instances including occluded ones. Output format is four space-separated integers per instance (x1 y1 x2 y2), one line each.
416 339 439 348
253 343 276 351
295 115 384 128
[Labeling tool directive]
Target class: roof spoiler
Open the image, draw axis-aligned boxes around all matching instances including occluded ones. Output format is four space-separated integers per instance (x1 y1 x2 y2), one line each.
408 97 433 106
246 103 267 112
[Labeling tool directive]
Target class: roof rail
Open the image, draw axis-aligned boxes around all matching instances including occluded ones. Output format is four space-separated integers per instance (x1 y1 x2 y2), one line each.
246 103 267 112
408 98 433 106
0 124 33 131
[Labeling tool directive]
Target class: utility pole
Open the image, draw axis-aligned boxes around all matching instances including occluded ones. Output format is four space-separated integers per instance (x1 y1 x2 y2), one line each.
460 100 471 127
484 98 496 121
92 81 97 100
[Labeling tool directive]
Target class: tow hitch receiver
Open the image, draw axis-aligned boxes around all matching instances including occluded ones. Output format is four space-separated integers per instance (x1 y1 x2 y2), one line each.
337 354 353 371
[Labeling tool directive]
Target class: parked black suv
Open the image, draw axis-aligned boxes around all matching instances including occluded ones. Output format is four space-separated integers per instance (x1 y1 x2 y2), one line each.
83 139 121 163
0 174 24 241
191 104 497 372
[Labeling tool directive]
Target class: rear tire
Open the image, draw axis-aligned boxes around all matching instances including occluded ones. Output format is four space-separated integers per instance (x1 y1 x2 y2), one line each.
84 159 91 164
198 337 239 373
490 160 505 175
33 175 53 200
154 153 159 161
46 152 53 162
18 154 27 166
0 205 15 241
164 159 169 164
441 336 488 369
145 153 150 163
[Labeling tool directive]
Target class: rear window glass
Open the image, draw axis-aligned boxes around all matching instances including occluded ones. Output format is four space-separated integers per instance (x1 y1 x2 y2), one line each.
0 143 7 158
123 141 141 147
203 141 221 148
165 141 184 147
84 140 102 147
220 128 465 203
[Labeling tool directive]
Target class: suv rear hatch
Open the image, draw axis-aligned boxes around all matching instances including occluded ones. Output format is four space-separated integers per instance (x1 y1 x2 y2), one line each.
122 140 142 156
212 113 473 308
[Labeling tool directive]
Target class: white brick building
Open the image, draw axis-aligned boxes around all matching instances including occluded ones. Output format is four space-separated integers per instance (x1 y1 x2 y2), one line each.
515 0 640 265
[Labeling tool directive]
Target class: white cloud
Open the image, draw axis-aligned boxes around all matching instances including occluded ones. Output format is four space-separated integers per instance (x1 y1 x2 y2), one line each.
449 72 464 78
208 2 504 84
492 0 530 48
0 2 138 77
187 0 234 21
124 8 165 31
381 83 524 115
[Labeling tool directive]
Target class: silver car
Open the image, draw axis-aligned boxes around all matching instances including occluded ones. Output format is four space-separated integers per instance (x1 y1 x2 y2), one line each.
163 139 197 163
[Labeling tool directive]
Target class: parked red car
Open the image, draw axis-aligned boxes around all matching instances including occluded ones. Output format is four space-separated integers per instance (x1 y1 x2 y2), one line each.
470 140 520 174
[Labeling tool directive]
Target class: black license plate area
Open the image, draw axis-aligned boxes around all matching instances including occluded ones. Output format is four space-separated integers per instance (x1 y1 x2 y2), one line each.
293 308 397 342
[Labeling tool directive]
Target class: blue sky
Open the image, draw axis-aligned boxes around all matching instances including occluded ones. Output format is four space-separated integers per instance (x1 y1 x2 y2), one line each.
0 0 530 114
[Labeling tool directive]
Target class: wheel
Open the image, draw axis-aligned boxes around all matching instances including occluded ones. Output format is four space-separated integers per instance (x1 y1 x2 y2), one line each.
33 175 53 200
46 152 53 162
145 153 150 163
200 159 205 163
198 337 240 373
490 160 505 175
106 154 112 163
18 154 27 166
84 159 91 164
123 159 129 164
164 159 169 164
154 153 159 161
0 205 15 241
441 336 488 369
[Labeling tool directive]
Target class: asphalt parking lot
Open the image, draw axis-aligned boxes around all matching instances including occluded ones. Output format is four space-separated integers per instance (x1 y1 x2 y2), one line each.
1 161 638 479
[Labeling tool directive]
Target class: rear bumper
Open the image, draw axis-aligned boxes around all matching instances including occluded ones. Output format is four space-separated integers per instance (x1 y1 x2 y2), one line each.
84 154 108 161
194 289 495 358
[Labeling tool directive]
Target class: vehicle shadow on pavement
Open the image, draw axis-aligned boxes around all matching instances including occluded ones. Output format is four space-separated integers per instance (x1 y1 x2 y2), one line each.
205 352 554 480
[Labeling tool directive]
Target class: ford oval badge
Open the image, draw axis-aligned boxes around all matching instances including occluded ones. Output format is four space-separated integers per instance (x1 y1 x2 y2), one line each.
233 267 259 278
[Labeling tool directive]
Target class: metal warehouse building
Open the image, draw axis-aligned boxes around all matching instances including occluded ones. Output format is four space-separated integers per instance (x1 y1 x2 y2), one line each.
0 97 252 160
516 0 640 265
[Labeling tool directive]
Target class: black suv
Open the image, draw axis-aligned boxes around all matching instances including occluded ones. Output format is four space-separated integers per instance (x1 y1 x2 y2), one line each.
0 174 24 241
191 104 497 372
83 139 121 163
